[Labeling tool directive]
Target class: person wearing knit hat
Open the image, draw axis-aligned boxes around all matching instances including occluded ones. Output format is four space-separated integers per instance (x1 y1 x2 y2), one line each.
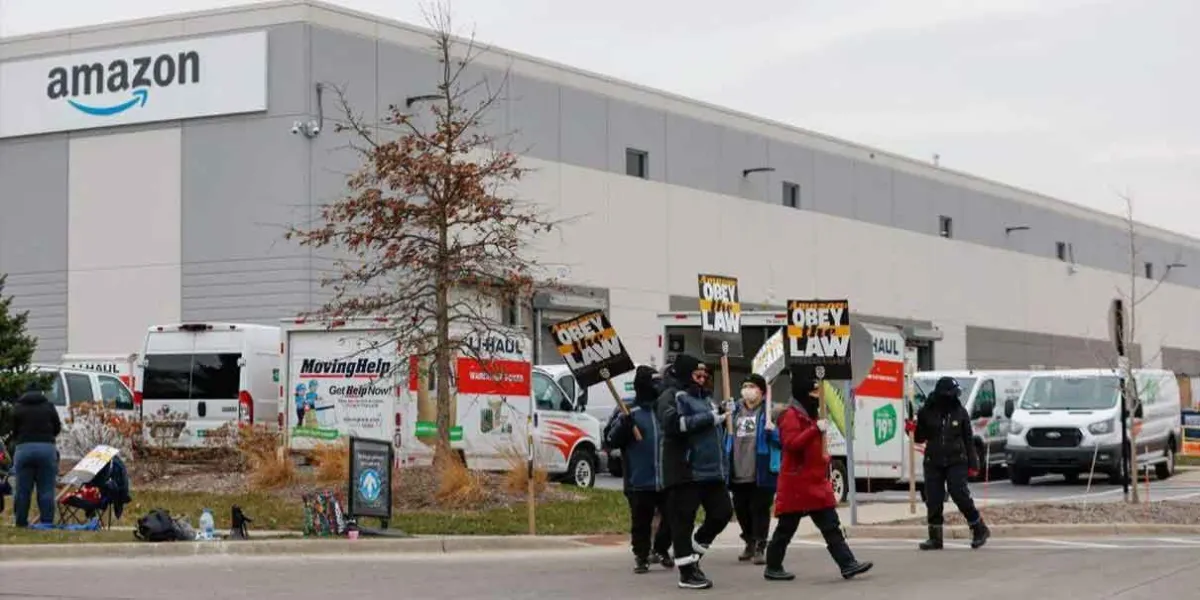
763 370 872 582
724 372 780 565
655 354 734 590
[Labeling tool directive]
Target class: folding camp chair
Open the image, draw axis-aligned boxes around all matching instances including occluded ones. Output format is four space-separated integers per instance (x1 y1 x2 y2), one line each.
57 482 114 529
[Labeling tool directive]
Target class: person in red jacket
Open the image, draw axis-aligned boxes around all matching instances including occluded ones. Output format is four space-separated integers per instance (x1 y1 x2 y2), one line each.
763 373 873 582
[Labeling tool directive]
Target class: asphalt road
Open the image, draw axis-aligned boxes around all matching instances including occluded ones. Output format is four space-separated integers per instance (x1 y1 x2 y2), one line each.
595 472 1200 504
5 538 1200 599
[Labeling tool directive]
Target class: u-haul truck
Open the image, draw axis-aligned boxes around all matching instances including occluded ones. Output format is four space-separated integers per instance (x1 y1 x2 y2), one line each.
280 318 602 487
60 353 140 396
658 310 926 502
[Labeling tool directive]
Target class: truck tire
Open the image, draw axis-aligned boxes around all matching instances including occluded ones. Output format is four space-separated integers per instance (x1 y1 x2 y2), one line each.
567 447 597 488
1009 467 1032 486
829 459 848 504
1156 441 1176 480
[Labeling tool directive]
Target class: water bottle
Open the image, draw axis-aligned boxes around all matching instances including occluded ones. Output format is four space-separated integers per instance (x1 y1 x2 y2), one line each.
199 508 215 540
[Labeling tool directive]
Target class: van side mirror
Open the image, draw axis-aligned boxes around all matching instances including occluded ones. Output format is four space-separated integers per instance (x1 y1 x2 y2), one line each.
577 389 589 409
1004 399 1015 419
559 399 573 413
972 398 995 420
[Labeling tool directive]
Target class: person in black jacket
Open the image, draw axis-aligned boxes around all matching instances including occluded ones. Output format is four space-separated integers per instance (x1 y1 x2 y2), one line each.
11 381 62 527
907 376 989 550
604 365 674 573
656 354 733 591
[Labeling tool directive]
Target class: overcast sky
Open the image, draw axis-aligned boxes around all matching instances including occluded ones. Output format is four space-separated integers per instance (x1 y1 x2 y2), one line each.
2 0 1196 238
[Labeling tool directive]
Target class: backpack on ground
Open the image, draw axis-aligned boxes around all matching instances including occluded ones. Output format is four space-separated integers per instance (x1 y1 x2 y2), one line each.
134 508 186 542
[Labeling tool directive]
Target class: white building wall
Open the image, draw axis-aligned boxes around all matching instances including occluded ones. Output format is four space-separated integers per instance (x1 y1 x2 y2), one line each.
526 155 1200 370
67 128 182 354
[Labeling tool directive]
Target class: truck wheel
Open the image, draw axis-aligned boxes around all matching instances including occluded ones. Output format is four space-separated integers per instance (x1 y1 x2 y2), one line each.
567 448 597 488
1009 467 1032 486
1156 442 1176 480
829 459 848 504
607 454 623 478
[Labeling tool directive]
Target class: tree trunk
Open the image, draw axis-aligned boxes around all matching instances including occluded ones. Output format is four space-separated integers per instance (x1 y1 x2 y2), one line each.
433 283 454 469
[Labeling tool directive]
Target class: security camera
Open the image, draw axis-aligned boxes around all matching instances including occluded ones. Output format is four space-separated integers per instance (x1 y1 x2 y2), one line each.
308 123 320 135
290 121 302 135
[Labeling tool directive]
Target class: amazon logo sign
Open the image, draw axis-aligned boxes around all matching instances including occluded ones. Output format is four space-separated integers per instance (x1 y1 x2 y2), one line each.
0 31 267 139
47 51 200 116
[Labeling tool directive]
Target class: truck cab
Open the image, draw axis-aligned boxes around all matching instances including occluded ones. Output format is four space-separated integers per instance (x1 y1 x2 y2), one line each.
530 366 604 488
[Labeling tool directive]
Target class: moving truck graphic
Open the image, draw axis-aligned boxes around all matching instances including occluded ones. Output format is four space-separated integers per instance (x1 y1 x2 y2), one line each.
281 318 603 487
658 311 928 502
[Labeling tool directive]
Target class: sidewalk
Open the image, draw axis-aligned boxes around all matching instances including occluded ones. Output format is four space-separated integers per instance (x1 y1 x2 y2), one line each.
711 500 938 547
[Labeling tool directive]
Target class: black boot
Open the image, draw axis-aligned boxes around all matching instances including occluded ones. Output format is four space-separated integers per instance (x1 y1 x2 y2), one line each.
970 520 990 549
751 540 767 565
677 562 712 589
764 565 796 581
634 556 650 574
738 540 755 562
821 525 872 580
919 526 944 551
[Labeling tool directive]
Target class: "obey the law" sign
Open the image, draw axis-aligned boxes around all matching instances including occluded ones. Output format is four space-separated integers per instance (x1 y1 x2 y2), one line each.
786 299 853 381
551 310 636 388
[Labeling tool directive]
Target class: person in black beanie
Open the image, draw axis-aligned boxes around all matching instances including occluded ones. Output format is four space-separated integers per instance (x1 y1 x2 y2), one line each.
725 373 779 565
764 373 872 582
604 365 674 573
907 376 990 550
656 354 733 590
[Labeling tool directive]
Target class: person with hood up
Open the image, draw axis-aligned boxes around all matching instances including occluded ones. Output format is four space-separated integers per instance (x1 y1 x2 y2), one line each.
604 365 675 573
725 373 779 565
764 373 872 582
656 354 734 590
906 376 990 550
10 381 62 527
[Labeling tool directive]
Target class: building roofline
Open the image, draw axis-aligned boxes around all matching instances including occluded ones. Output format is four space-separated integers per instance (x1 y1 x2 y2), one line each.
2 0 1196 251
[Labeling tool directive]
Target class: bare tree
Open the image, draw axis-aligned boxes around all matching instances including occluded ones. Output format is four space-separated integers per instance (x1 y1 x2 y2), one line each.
286 1 559 471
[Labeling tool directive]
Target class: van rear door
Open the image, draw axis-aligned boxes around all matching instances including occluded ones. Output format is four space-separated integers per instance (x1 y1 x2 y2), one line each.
142 326 243 445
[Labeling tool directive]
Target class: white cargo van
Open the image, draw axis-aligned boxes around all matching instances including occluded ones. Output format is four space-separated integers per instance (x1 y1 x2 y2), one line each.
136 323 280 447
281 319 604 487
914 370 1032 476
1005 368 1182 485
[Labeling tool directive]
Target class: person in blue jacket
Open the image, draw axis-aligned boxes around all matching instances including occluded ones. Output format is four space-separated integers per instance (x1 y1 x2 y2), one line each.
725 373 780 565
604 365 674 573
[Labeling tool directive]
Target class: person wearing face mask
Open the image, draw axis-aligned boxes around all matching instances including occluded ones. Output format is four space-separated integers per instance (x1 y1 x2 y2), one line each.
724 373 779 565
764 373 873 582
906 376 989 551
604 365 675 573
656 354 734 590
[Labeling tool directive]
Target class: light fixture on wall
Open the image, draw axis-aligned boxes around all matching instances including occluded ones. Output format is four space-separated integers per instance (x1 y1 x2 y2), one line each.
742 167 775 178
405 93 441 107
1005 225 1031 235
291 82 326 139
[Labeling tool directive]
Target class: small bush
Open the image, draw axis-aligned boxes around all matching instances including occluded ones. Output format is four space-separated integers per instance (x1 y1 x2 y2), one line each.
246 448 297 490
435 450 487 509
502 446 548 497
61 403 139 460
311 441 349 485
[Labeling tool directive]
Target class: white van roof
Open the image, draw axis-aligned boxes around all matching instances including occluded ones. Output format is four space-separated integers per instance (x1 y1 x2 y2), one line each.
1026 368 1172 378
917 370 1035 378
146 322 280 333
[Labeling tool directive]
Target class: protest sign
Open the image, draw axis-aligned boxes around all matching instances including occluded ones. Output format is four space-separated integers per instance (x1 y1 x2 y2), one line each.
786 299 853 382
698 274 743 357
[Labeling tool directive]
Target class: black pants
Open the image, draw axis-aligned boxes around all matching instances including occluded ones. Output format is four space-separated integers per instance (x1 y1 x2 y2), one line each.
924 462 980 526
730 482 773 544
766 508 855 570
667 481 733 563
627 490 672 559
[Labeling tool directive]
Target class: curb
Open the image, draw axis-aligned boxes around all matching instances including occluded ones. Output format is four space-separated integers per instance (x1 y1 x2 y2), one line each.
834 523 1200 539
0 535 593 562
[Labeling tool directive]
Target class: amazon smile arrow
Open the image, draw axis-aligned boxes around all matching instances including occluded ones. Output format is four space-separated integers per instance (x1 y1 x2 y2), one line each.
68 88 149 116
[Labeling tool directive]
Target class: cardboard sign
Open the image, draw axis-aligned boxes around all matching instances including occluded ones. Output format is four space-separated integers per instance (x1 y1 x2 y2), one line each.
698 274 743 356
348 436 393 522
551 310 635 388
752 328 786 381
61 445 120 487
786 299 852 381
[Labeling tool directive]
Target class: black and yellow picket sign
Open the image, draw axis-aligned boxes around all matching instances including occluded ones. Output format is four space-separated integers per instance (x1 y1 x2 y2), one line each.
786 299 853 382
551 310 636 389
698 273 743 357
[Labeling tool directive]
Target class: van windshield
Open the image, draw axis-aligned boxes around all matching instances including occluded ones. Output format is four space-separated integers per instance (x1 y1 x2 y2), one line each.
1019 376 1119 410
143 353 241 400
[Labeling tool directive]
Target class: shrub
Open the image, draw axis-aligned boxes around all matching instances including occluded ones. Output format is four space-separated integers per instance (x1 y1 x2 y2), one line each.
61 402 139 461
435 451 487 509
311 441 349 485
501 445 548 498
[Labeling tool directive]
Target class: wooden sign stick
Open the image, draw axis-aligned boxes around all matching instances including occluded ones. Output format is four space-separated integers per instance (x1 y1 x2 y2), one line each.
601 367 641 441
720 341 733 431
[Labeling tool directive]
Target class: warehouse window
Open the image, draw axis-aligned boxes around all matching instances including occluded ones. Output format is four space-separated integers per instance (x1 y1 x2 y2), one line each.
938 215 953 238
625 148 648 179
1056 242 1067 261
782 182 800 208
1145 262 1154 279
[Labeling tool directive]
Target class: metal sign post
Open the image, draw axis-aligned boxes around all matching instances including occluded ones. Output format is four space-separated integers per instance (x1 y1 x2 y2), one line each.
845 381 858 526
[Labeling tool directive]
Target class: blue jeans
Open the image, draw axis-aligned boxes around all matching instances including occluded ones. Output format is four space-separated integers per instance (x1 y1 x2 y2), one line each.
13 442 58 527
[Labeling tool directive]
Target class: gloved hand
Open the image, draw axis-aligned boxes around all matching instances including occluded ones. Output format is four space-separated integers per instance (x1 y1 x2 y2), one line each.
968 467 980 478
816 419 829 433
711 408 723 421
722 400 735 414
765 417 777 431
904 419 916 434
